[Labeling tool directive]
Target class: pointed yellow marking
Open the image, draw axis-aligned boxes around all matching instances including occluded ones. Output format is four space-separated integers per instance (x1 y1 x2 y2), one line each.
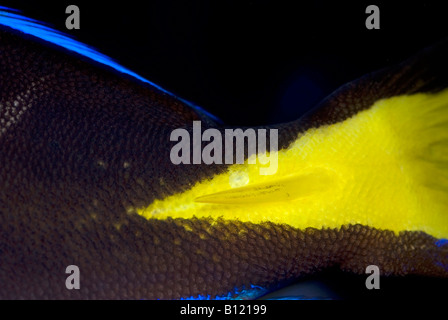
136 89 448 239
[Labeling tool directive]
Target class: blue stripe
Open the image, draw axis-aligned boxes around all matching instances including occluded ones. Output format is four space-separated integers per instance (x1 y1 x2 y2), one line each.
179 284 267 300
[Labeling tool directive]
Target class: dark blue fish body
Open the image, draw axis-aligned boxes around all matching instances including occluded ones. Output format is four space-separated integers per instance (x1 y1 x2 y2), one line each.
1 7 448 300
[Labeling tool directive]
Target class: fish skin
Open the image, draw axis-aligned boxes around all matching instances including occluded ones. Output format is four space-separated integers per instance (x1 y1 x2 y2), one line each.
1 8 448 299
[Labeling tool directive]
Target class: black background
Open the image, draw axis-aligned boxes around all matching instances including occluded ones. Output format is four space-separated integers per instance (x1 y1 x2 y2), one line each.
1 0 447 126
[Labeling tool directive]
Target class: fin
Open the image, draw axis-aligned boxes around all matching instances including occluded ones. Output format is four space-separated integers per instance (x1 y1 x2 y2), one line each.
0 6 220 124
394 89 448 201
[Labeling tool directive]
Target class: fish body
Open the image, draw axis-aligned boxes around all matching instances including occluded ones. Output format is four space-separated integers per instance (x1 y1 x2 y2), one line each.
0 7 448 299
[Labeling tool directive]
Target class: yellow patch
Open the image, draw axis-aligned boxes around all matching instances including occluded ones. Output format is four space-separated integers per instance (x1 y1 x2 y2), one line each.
136 89 448 239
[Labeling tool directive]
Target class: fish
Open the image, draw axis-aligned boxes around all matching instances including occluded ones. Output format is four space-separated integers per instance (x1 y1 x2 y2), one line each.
0 6 448 300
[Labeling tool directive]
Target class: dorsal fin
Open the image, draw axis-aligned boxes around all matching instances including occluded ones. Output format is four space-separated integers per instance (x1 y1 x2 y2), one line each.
0 6 221 123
